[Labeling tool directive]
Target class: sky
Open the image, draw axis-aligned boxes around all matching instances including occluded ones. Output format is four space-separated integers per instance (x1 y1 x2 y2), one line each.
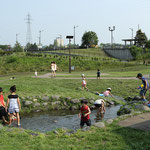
0 0 150 46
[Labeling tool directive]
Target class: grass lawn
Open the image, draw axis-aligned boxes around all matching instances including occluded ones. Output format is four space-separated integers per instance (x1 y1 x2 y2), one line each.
0 121 150 150
0 73 147 100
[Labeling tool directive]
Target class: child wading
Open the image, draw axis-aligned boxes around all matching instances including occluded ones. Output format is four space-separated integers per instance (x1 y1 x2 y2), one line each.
94 99 105 120
78 100 91 128
6 85 21 126
136 73 149 101
0 87 9 124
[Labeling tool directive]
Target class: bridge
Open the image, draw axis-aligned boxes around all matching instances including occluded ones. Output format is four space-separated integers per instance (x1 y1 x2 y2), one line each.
103 47 133 60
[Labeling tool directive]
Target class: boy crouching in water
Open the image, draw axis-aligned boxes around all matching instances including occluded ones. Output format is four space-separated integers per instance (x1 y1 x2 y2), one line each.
78 100 91 128
94 99 105 120
6 85 21 126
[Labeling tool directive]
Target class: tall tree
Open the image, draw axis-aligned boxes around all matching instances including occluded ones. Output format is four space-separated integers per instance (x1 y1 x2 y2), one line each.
135 29 147 47
81 31 98 48
13 42 23 52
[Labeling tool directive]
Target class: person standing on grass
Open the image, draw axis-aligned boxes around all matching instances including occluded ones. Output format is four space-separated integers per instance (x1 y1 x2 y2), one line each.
78 100 91 128
82 76 89 91
136 73 149 101
6 85 21 126
97 69 101 79
51 62 55 77
53 62 57 78
0 87 9 124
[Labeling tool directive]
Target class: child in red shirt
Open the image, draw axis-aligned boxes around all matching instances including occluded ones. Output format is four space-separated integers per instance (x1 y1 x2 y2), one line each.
0 87 9 124
78 100 91 128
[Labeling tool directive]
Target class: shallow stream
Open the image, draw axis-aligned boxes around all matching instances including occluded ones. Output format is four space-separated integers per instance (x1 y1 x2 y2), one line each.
18 105 120 132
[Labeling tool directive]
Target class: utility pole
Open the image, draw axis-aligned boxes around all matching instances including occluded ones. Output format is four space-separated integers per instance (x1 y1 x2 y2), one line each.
39 30 44 46
16 33 20 43
74 25 78 48
25 13 32 44
109 26 115 47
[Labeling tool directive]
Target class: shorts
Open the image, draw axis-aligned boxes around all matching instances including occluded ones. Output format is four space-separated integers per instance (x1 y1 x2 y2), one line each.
82 84 86 87
140 89 147 96
80 119 91 127
0 106 8 119
8 108 19 114
97 74 100 77
99 94 104 97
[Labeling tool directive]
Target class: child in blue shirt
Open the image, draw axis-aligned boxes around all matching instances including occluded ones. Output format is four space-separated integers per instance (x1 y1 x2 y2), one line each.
136 73 149 101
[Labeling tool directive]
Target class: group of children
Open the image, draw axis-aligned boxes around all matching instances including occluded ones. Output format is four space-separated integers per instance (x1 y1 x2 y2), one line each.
0 85 21 126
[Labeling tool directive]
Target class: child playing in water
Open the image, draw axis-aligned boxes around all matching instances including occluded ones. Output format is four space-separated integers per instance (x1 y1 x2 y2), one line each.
78 100 91 128
6 85 21 126
136 73 149 101
94 99 105 120
82 76 89 91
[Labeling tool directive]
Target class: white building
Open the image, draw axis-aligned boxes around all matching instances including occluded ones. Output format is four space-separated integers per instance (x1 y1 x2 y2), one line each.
54 37 64 48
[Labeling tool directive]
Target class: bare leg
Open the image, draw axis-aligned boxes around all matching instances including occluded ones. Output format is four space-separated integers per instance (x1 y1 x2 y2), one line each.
2 116 9 124
16 112 20 126
9 114 13 125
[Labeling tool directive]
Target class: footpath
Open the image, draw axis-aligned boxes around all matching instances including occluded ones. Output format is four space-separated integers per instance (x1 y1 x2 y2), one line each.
118 112 150 131
35 73 137 80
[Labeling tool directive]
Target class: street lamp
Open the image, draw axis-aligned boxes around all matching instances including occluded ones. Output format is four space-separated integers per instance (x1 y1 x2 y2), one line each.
129 28 133 39
66 36 73 73
74 25 79 48
109 26 115 47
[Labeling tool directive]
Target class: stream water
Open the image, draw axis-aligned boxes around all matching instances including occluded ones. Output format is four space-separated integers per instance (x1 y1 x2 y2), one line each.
16 105 120 132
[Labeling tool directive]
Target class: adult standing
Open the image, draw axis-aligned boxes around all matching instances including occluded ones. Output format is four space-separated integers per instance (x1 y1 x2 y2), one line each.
51 62 55 77
53 62 57 78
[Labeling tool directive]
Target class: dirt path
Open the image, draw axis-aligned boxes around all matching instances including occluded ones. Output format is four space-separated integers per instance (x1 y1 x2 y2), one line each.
118 112 150 131
34 73 137 80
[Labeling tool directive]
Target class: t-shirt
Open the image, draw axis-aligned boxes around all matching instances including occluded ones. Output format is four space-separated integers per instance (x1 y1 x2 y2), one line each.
142 77 149 90
97 71 100 76
82 79 86 85
0 95 5 107
8 95 19 109
103 90 110 96
80 105 90 121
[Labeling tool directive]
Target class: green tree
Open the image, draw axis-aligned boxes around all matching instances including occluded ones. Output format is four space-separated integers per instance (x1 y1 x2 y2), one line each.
135 29 147 47
81 31 98 48
25 43 38 50
145 40 150 49
13 42 23 52
130 46 143 60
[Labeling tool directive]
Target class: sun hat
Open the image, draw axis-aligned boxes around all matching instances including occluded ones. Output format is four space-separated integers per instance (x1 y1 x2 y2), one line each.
107 88 111 91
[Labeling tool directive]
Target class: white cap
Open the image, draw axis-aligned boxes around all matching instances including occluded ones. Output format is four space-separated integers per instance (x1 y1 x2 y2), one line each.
107 88 111 91
81 74 85 77
94 99 105 105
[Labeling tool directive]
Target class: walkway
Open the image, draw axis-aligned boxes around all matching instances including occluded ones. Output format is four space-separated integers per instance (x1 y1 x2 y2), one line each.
118 112 150 131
